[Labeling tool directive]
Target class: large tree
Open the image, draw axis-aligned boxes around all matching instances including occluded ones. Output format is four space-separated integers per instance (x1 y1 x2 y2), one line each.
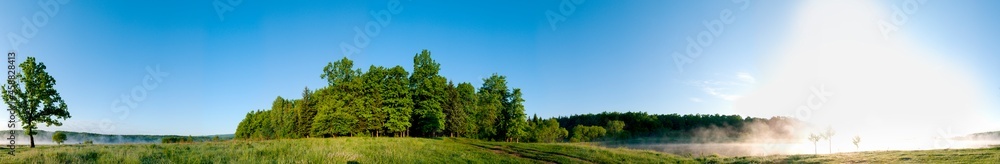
443 81 468 137
456 82 478 138
360 66 388 137
1 57 71 148
502 88 527 142
383 66 412 137
410 50 446 137
296 87 316 138
476 74 508 140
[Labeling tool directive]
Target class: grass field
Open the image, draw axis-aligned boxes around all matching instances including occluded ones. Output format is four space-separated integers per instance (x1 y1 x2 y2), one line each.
1 137 998 163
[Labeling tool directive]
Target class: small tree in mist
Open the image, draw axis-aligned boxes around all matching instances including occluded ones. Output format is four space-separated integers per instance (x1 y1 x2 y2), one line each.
808 133 821 155
822 126 836 154
52 131 67 145
852 135 861 151
605 120 625 139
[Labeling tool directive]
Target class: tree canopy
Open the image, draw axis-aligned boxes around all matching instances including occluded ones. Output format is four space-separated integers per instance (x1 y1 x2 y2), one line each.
1 56 71 148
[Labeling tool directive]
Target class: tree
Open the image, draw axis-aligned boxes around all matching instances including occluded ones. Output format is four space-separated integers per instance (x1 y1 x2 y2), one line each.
213 136 220 142
456 82 478 138
410 50 446 137
502 88 527 142
570 125 606 142
1 57 71 148
531 118 568 143
297 87 316 138
52 131 67 145
476 74 508 140
360 66 389 137
383 66 412 137
808 133 821 155
443 81 469 137
823 126 836 154
322 57 356 86
852 135 861 151
606 120 626 139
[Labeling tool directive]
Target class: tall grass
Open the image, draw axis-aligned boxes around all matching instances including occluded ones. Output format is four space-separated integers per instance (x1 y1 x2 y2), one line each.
2 137 997 163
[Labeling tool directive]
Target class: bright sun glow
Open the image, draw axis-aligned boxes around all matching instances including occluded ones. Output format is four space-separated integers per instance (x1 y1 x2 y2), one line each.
734 0 998 154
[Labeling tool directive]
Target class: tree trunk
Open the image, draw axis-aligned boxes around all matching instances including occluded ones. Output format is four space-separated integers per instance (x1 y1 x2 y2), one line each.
813 143 817 155
28 129 35 148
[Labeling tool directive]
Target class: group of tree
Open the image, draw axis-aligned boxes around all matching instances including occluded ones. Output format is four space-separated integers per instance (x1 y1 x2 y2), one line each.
808 126 839 154
235 50 533 142
233 50 809 144
555 112 803 141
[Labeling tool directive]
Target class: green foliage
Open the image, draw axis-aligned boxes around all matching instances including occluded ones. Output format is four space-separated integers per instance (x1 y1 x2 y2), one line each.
555 112 800 142
235 50 529 143
570 125 606 142
296 87 316 138
161 136 193 144
52 131 67 145
383 66 413 137
470 74 531 142
502 88 528 142
529 117 568 143
605 120 626 139
476 74 508 140
0 57 71 148
410 50 447 137
456 82 478 138
321 57 356 86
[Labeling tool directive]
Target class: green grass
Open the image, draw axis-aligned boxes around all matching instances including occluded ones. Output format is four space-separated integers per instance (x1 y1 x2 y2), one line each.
0 137 695 163
700 146 1000 164
2 137 998 163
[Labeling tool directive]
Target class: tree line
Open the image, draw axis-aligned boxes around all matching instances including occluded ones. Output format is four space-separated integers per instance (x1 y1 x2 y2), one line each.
235 50 535 142
555 112 802 141
235 49 800 143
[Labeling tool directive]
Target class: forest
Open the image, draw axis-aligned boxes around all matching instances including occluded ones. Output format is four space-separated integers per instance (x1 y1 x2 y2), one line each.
234 49 800 143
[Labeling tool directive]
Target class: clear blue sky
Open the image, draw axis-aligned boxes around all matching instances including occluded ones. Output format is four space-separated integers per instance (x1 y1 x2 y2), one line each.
1 0 997 135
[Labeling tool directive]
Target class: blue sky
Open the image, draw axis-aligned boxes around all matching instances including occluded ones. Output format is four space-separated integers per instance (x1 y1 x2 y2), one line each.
1 0 997 136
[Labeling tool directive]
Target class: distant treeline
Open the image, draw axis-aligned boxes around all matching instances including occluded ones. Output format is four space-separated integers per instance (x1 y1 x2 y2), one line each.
8 130 232 144
555 112 803 142
236 50 533 142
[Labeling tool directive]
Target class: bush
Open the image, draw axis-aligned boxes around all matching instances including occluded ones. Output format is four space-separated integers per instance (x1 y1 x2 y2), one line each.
52 131 67 145
570 125 606 142
162 136 193 144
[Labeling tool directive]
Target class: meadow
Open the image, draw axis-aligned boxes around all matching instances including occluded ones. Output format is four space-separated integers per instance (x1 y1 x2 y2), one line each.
1 137 998 163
